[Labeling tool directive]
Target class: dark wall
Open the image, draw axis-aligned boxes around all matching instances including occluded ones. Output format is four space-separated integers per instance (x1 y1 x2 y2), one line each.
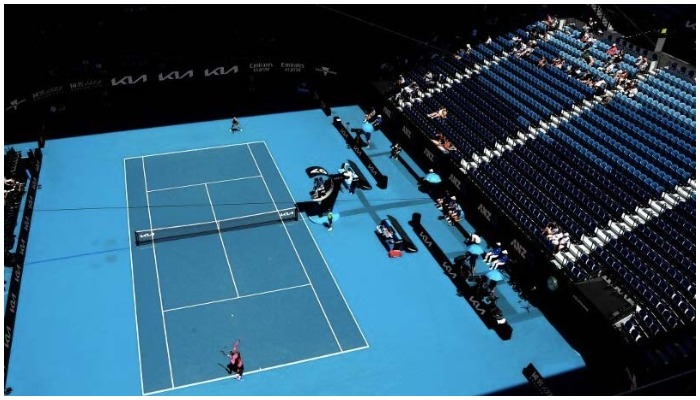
6 4 690 144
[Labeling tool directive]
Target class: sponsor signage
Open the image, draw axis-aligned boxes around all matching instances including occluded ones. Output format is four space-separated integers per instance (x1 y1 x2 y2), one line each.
249 62 273 73
523 363 553 395
510 238 528 260
478 203 492 222
5 149 43 383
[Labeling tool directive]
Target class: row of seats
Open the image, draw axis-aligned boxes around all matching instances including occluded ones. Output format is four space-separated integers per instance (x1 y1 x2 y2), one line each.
637 80 696 115
606 100 695 161
591 103 695 177
655 69 695 94
570 110 681 190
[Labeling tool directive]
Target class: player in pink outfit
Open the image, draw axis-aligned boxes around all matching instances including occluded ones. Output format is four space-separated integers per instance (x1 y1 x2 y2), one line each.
225 340 244 380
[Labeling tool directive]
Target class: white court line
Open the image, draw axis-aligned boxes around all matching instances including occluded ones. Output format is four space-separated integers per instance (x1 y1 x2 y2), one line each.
147 175 261 193
204 183 240 298
260 141 370 348
124 141 266 160
143 345 369 396
163 283 311 313
247 143 343 352
141 157 175 389
124 159 145 396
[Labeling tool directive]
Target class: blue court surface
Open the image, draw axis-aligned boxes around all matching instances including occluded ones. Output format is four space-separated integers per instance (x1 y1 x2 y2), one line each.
6 105 585 395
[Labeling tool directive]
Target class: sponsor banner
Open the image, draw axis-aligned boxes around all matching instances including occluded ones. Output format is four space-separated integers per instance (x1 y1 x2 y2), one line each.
112 65 240 86
523 363 553 395
315 66 338 77
249 62 273 73
69 79 104 92
280 62 305 73
5 149 42 384
31 85 64 102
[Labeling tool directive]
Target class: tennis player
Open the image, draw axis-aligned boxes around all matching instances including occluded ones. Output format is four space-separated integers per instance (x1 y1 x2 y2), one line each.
226 340 245 380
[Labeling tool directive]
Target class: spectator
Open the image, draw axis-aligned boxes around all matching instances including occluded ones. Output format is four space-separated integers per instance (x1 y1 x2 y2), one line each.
390 142 402 159
363 108 377 123
537 56 548 68
606 43 619 57
635 56 649 73
489 250 509 270
484 242 503 264
427 108 448 119
465 233 481 246
446 202 462 226
371 114 383 130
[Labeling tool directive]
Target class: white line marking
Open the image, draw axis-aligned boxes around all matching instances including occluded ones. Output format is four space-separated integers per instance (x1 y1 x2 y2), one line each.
260 141 370 348
147 175 261 193
247 143 343 352
142 157 175 388
204 183 239 298
124 141 266 160
143 345 369 396
163 283 311 313
124 159 145 396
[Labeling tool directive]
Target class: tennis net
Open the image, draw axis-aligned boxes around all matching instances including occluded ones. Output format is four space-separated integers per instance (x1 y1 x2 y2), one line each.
135 207 298 245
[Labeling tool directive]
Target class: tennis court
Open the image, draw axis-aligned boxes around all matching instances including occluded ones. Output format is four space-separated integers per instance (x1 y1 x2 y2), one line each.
124 141 368 394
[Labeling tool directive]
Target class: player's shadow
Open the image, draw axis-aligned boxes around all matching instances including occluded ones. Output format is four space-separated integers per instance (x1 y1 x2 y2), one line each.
218 350 232 375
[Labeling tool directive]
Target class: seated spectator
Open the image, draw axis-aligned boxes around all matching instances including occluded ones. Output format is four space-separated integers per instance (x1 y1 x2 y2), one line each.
611 50 625 64
601 60 617 74
465 233 481 246
436 194 456 211
581 50 595 66
584 17 601 34
427 108 448 119
614 70 629 86
363 108 377 123
431 132 446 146
390 142 402 159
484 242 503 264
623 80 638 97
606 43 619 57
593 78 607 95
537 56 548 68
551 57 565 69
371 114 383 129
548 232 571 253
543 221 560 237
489 250 509 270
580 32 592 43
446 203 462 226
441 138 456 152
635 56 649 73
544 14 558 30
454 44 472 60
485 36 492 45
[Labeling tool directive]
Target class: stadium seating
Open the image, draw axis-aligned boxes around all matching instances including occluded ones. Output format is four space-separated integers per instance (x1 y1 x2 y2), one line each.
391 20 696 357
